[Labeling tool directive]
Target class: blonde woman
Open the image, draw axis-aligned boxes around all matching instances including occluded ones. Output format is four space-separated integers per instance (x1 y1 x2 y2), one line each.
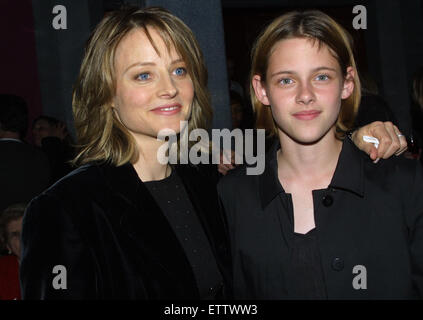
218 10 420 299
20 7 229 300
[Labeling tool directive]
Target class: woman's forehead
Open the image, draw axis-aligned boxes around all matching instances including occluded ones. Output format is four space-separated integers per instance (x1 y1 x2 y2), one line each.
117 27 181 62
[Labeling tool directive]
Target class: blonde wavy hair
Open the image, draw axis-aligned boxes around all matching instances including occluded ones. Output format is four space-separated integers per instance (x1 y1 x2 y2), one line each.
72 6 212 166
250 10 361 139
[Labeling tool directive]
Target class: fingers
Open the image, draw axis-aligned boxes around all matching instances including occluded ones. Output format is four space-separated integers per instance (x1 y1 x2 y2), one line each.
353 121 385 160
375 122 400 159
367 121 407 161
218 164 231 175
218 150 236 176
393 125 408 156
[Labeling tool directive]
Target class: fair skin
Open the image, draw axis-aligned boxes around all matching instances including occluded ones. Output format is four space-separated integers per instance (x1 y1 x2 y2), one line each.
113 27 194 181
253 38 404 233
6 217 23 259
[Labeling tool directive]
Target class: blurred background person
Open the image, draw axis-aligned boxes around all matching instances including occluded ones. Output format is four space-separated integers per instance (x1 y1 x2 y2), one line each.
0 203 25 300
409 66 423 160
32 115 74 182
0 94 51 213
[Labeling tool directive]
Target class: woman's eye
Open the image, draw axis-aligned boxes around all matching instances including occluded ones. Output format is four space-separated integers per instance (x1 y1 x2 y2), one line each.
174 67 187 76
315 74 329 81
136 73 151 81
279 78 293 85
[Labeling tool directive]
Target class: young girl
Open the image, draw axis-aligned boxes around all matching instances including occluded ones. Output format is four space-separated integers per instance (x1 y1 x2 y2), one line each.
218 10 423 299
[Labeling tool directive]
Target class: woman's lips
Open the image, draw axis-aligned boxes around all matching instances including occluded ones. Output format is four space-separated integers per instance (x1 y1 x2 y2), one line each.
292 110 321 120
151 104 182 115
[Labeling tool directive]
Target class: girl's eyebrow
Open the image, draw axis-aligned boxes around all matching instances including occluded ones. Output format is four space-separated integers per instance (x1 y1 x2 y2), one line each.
270 66 337 78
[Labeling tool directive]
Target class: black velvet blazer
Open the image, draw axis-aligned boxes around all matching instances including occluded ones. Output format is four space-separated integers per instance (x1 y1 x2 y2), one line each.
20 162 232 299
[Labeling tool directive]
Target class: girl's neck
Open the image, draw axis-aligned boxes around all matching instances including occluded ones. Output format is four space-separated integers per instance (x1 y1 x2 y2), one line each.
277 128 343 182
131 134 170 182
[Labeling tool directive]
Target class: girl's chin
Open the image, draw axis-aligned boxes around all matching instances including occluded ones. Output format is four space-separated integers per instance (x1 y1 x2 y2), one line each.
284 130 331 145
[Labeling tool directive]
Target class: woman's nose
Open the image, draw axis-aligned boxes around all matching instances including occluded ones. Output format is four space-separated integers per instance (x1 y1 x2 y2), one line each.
157 74 178 98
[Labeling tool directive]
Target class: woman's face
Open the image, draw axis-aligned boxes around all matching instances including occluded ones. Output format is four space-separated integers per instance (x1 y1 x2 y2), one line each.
253 37 354 144
113 27 194 142
6 217 22 259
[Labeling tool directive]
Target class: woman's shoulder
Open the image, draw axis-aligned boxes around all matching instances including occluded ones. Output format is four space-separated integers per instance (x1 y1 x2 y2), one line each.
24 163 114 225
43 163 105 196
26 162 114 214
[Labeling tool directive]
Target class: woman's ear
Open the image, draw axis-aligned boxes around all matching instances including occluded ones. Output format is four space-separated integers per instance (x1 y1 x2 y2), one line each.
341 66 355 100
252 75 270 106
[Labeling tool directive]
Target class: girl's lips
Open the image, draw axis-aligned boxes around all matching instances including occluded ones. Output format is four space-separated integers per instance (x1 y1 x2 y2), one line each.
292 110 321 120
151 104 182 115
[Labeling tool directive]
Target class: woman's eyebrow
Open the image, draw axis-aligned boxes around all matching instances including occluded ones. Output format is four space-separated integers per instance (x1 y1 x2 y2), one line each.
170 58 184 65
123 59 184 73
124 62 156 73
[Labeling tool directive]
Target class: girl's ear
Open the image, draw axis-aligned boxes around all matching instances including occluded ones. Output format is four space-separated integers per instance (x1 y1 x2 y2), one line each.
341 66 355 100
252 75 270 106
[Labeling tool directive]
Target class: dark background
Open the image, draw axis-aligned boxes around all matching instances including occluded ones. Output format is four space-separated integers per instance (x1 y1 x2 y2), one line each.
1 0 423 141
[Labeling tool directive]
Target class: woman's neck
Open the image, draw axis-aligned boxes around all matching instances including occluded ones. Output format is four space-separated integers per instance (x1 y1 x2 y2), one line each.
131 134 170 182
277 128 343 185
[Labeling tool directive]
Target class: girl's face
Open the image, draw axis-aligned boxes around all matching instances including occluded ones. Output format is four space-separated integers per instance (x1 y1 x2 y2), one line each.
113 27 194 141
253 37 354 144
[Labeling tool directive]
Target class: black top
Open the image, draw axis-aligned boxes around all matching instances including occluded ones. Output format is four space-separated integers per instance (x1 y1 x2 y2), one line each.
144 168 223 299
20 163 231 299
218 138 423 299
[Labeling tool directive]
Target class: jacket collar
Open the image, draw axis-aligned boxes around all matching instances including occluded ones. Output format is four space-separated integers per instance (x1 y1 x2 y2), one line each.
95 162 229 298
329 137 365 197
259 137 365 209
97 162 200 298
100 162 142 205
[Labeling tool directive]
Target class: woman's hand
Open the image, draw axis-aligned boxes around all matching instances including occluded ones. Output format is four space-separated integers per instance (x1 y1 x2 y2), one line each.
351 121 408 163
48 122 68 140
218 150 236 175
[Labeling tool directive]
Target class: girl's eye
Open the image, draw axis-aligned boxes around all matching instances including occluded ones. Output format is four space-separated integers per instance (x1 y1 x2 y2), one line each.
315 74 329 81
136 73 151 81
174 67 187 76
279 78 293 85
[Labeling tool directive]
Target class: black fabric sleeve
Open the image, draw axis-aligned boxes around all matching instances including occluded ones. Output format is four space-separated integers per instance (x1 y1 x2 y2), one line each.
20 193 97 299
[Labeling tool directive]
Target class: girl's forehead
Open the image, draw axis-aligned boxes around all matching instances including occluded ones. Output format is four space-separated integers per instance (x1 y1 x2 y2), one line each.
268 38 340 69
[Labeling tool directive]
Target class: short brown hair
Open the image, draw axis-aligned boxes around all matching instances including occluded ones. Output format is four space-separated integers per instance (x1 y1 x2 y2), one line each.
250 10 361 139
72 7 212 166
